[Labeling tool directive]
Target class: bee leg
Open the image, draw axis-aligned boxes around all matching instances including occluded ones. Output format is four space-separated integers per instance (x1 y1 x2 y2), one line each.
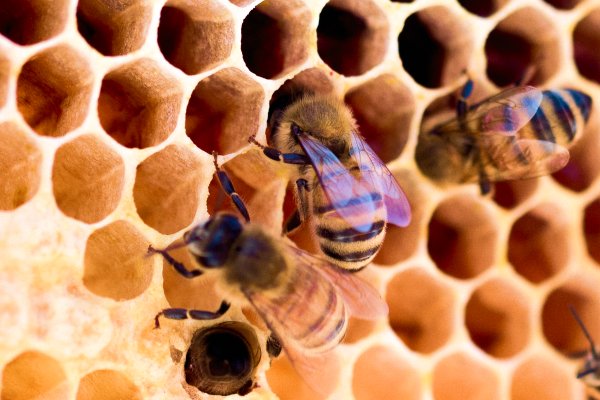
478 170 491 195
148 245 202 278
284 179 311 234
266 333 282 358
213 151 250 223
457 78 474 120
248 137 310 165
284 209 301 234
154 301 231 329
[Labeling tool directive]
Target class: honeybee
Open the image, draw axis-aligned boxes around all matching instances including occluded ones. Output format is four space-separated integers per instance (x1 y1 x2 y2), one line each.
569 306 600 400
415 80 592 194
249 94 411 271
149 154 388 396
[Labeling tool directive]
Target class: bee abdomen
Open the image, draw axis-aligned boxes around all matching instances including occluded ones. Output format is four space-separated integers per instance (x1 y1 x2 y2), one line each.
316 220 385 243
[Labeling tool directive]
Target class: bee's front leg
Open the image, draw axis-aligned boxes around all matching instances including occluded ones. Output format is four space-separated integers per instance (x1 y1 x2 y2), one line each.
154 301 231 329
148 245 202 278
248 137 310 165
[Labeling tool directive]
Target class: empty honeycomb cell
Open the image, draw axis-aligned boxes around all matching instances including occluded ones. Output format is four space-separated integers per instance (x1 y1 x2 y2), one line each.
1 350 69 400
485 8 560 87
352 346 422 400
543 0 583 9
457 0 508 17
17 45 94 137
0 0 68 45
466 278 531 358
432 352 501 400
76 369 142 400
157 0 234 75
398 6 473 88
52 135 125 224
133 145 205 234
317 0 388 77
428 194 498 279
542 277 600 355
342 317 377 345
573 9 600 84
266 356 326 400
241 0 311 79
584 198 600 264
83 220 153 301
510 355 574 400
386 267 455 353
185 68 264 154
492 180 538 209
345 74 414 163
0 122 42 210
508 203 569 283
98 59 182 148
76 0 152 56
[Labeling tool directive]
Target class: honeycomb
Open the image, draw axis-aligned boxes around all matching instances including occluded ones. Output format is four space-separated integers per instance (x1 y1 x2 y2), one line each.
2 0 600 399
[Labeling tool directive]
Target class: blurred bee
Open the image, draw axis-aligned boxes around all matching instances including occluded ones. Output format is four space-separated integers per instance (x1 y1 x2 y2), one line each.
249 94 411 271
149 153 388 396
569 306 600 400
416 79 592 194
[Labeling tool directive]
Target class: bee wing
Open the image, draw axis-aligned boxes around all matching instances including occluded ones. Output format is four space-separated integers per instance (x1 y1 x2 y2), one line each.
349 133 411 227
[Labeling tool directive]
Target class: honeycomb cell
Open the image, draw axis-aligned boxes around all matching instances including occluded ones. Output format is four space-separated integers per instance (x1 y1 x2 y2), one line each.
492 180 538 209
508 203 570 283
428 194 498 279
83 220 152 301
574 9 600 84
52 135 125 224
133 145 205 234
157 0 234 75
432 352 501 400
17 45 94 137
317 0 389 77
1 351 69 400
352 346 422 400
398 6 473 88
543 0 583 10
77 0 152 56
98 59 182 148
266 356 327 400
510 355 574 400
465 278 530 358
584 198 600 264
0 0 69 45
457 0 508 17
76 370 142 400
185 68 264 154
241 0 311 80
386 267 455 353
485 7 560 86
0 122 42 210
345 74 414 163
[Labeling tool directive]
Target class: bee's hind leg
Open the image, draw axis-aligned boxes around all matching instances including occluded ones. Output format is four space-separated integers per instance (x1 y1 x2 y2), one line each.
284 179 311 235
213 151 250 223
154 301 231 328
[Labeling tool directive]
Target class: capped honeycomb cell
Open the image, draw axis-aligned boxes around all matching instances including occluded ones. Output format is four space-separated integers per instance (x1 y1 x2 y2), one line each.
158 0 234 75
241 0 311 79
485 7 560 86
76 0 152 56
83 220 153 301
0 122 42 210
76 369 142 400
457 0 508 17
432 352 501 400
466 278 531 358
398 6 473 88
573 9 600 84
584 197 600 265
52 135 125 224
510 355 574 400
317 0 388 77
492 180 538 209
0 0 69 45
98 59 182 148
185 68 264 154
17 45 94 137
1 350 69 400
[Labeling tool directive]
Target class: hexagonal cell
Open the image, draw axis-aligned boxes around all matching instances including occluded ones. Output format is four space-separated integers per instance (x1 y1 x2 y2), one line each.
457 0 509 17
542 277 600 355
574 9 600 84
510 355 575 400
52 135 125 224
508 203 570 284
98 59 182 148
186 68 264 154
0 122 42 210
352 346 422 400
465 278 531 358
266 356 327 400
17 45 94 137
386 267 455 353
543 0 584 10
76 370 142 400
241 0 311 79
83 220 153 301
0 0 69 45
158 0 234 75
428 194 498 279
584 198 600 265
317 0 389 77
1 351 69 399
432 352 501 400
133 145 206 234
485 7 560 86
345 74 414 163
398 6 473 88
492 179 538 209
77 0 152 56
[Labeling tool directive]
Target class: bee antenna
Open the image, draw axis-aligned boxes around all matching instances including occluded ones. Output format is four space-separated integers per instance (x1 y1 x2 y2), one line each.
568 304 599 360
577 366 597 379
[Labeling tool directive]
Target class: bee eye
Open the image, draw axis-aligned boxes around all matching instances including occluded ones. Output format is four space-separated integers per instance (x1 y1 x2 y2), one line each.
291 123 301 136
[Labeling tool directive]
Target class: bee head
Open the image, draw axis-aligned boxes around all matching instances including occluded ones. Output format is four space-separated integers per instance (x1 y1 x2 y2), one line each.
185 213 243 268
